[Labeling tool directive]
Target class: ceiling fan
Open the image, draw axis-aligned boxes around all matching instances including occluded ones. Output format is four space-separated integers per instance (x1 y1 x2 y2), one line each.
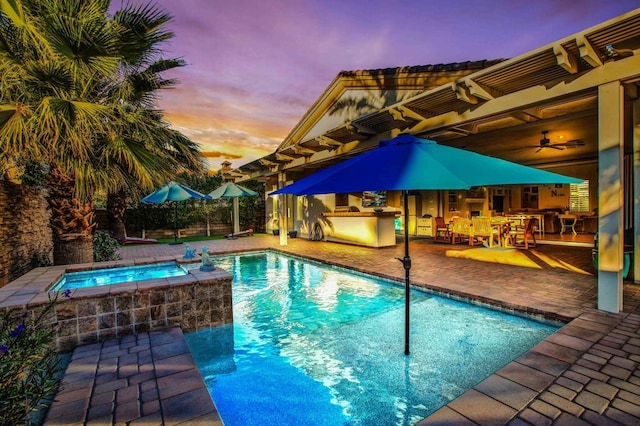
517 130 585 152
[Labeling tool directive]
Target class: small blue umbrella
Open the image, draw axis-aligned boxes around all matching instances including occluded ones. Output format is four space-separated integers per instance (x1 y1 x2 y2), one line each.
141 181 209 244
272 134 583 355
208 182 258 199
208 182 258 234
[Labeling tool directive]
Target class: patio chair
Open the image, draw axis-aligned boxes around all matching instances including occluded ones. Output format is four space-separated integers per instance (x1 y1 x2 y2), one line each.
434 217 451 243
226 228 255 239
451 218 471 245
471 217 499 247
507 218 537 249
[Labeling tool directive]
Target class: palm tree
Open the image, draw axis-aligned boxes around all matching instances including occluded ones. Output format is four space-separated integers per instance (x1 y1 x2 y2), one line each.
103 4 205 240
1 0 119 264
0 0 204 263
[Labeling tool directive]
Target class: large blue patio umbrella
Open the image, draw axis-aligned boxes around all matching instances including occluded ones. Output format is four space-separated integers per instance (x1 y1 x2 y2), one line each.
141 181 209 244
271 134 583 355
208 182 258 234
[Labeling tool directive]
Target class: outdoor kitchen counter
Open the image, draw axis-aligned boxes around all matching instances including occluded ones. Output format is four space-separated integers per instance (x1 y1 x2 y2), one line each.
321 211 398 247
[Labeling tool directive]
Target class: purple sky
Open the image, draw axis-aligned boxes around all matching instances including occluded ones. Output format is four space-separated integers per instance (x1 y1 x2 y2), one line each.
118 0 640 170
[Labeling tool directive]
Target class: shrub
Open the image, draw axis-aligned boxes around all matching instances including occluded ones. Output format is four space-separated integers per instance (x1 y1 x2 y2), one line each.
93 231 121 262
0 291 71 425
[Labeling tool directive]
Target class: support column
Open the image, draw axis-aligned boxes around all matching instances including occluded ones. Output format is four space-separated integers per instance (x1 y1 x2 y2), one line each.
634 96 640 284
597 81 625 312
278 172 288 246
233 198 240 234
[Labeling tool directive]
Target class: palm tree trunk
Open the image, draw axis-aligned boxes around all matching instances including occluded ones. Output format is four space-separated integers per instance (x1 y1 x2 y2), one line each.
107 189 128 240
47 167 95 265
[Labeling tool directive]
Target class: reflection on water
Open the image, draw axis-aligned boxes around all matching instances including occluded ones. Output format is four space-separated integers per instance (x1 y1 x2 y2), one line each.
186 252 558 426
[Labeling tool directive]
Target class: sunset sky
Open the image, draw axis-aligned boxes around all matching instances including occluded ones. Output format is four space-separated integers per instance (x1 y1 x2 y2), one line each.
118 0 640 171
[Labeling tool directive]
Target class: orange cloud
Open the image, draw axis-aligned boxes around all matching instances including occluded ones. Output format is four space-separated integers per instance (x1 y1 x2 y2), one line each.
202 151 243 159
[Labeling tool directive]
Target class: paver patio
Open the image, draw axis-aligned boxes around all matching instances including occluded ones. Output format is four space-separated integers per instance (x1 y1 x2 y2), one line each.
43 235 640 425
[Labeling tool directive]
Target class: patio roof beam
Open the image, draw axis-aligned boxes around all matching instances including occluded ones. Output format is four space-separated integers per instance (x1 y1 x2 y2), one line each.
392 105 430 121
259 158 278 167
577 35 603 67
453 82 478 104
291 146 317 157
317 135 343 148
509 111 540 123
519 107 544 120
299 141 329 152
275 153 296 162
279 148 307 159
348 121 378 135
463 79 500 101
407 53 640 135
447 127 476 136
554 44 579 74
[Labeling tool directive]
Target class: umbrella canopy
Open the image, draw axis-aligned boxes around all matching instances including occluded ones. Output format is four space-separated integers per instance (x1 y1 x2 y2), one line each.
208 182 258 199
141 181 209 203
272 134 583 195
208 182 258 234
271 134 583 355
141 182 209 244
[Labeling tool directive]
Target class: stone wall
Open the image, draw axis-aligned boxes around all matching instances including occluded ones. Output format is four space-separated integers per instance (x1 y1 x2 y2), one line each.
0 260 233 352
52 271 233 351
0 180 52 287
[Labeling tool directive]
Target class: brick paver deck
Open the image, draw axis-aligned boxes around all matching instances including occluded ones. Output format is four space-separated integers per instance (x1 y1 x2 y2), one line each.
44 327 221 426
44 235 640 425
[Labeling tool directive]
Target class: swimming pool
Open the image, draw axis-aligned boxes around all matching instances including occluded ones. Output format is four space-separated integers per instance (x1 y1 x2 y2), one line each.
50 261 191 291
185 252 559 425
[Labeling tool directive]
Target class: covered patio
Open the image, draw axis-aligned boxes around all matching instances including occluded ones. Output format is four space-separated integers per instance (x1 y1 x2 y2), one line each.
233 8 640 314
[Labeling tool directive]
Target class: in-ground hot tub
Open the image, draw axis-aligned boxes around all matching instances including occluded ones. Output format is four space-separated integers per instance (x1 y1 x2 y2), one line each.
0 257 233 351
50 261 199 291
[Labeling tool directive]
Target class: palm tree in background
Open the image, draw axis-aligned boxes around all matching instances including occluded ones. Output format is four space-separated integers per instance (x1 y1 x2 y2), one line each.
104 4 204 240
0 0 204 264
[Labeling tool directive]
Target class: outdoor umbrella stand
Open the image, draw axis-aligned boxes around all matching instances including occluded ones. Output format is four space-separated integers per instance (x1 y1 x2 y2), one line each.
271 134 583 355
398 190 411 355
208 182 258 235
170 202 179 244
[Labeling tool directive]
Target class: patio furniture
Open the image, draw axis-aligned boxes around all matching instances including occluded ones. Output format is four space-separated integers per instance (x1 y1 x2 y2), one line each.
559 214 578 235
471 217 500 247
451 218 471 245
120 236 157 245
490 217 513 247
508 218 537 249
225 228 255 239
434 217 451 243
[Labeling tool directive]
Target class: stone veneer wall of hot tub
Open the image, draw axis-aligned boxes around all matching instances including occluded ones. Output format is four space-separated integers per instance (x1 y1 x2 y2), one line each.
0 257 233 351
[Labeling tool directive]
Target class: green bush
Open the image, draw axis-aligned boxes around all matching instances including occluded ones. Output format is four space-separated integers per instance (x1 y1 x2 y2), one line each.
0 291 70 425
93 231 121 262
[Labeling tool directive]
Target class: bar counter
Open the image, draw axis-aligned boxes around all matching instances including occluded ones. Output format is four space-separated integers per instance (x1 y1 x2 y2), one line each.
321 211 398 248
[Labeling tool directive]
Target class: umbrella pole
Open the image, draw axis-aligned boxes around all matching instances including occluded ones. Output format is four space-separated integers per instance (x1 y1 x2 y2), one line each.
402 190 411 355
173 202 178 244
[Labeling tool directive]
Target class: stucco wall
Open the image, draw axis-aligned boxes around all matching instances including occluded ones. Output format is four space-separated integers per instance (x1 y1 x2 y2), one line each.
0 180 53 287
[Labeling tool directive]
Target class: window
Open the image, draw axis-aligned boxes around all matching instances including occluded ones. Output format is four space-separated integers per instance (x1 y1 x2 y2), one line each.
570 181 589 212
335 193 349 207
448 190 458 211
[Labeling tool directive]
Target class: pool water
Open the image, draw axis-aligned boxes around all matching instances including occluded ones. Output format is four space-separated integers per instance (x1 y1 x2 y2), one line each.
51 262 189 291
185 252 559 426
